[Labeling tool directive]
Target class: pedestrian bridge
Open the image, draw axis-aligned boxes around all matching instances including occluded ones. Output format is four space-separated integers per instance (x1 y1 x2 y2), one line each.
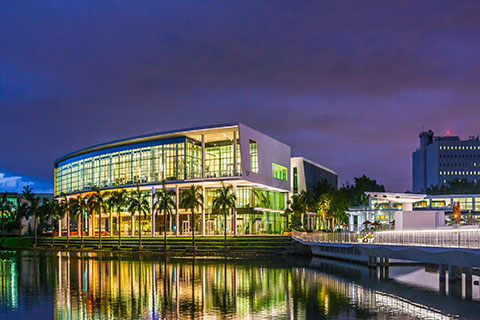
292 229 480 299
292 229 480 268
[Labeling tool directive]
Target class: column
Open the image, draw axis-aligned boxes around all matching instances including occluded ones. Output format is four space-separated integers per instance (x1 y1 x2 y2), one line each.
152 187 156 237
131 215 135 237
348 215 354 232
465 267 473 300
175 185 179 236
201 184 205 236
233 184 237 236
439 264 447 295
448 265 462 297
233 131 237 176
201 135 205 178
58 218 62 237
109 207 113 237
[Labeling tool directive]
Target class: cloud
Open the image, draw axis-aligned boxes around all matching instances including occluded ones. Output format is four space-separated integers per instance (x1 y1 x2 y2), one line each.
0 172 53 194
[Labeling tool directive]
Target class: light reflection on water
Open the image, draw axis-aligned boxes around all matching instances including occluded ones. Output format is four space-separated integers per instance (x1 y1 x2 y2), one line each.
0 250 478 319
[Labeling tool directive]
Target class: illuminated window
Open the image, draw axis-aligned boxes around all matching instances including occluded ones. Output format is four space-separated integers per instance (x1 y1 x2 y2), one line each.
249 140 258 173
272 163 288 181
293 167 298 194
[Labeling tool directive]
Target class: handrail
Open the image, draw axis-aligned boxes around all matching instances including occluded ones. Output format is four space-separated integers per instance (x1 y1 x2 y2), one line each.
291 229 480 249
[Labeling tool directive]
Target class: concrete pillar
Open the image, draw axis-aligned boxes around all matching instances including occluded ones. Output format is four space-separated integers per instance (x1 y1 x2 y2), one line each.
109 207 113 237
348 215 354 232
131 215 135 237
448 265 462 297
233 131 237 176
201 135 205 178
201 184 205 236
439 265 447 295
233 184 237 236
57 218 62 237
152 187 156 237
465 267 473 300
175 185 179 236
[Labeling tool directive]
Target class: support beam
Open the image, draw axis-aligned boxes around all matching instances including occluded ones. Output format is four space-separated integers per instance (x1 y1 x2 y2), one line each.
58 218 62 237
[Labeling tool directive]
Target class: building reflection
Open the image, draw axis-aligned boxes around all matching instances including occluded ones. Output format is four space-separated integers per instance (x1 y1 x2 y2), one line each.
0 251 460 319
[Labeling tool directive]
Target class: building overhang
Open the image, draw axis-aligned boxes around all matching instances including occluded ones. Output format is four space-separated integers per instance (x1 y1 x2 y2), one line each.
366 192 427 204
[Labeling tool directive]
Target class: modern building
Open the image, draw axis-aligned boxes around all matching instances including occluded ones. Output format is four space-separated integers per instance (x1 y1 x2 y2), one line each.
347 192 480 231
54 123 335 236
290 157 338 195
412 130 480 192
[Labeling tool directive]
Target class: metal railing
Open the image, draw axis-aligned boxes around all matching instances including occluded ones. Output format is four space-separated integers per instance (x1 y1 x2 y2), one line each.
292 228 480 249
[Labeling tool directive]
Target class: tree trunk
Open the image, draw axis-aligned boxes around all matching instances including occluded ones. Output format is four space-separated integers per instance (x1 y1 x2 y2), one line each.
66 215 70 247
51 218 54 248
118 210 121 247
224 208 227 253
164 210 167 249
34 214 37 247
138 211 142 248
98 209 102 248
191 209 195 249
81 213 84 248
1 210 4 245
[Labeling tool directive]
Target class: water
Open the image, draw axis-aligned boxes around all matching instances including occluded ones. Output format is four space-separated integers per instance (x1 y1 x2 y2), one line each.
0 251 479 319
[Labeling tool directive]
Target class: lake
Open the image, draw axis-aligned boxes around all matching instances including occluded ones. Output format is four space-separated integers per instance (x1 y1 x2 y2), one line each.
0 250 478 319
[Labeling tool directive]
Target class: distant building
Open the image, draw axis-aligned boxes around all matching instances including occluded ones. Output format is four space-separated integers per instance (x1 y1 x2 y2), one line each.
347 192 480 231
290 157 338 195
412 130 480 192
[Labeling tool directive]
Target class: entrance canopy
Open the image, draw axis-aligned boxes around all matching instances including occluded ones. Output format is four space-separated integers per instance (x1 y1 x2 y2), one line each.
365 192 426 211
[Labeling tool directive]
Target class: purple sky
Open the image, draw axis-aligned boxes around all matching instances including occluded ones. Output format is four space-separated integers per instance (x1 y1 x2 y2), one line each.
1 1 480 193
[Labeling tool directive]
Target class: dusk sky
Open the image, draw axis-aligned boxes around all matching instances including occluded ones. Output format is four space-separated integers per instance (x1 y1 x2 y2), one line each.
1 1 480 193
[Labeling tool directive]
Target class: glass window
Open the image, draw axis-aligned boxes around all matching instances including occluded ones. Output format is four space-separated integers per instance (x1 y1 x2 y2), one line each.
453 197 473 211
272 163 288 181
249 140 258 173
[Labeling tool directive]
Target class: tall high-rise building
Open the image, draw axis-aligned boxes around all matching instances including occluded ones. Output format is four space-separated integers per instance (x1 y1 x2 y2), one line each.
412 130 480 192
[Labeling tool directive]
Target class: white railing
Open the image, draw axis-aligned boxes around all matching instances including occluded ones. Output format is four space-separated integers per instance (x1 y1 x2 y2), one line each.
292 228 480 249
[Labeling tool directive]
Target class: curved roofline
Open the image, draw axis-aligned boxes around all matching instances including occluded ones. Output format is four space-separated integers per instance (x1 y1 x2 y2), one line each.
54 122 239 166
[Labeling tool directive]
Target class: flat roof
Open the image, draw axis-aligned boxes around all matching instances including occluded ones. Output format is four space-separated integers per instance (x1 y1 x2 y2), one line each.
366 192 426 203
54 122 239 166
291 156 338 175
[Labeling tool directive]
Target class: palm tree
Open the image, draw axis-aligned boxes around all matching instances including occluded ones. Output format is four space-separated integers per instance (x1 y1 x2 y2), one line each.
127 185 151 248
108 189 129 247
180 185 203 249
29 196 42 247
75 194 88 247
41 198 61 247
89 187 108 247
212 182 236 251
154 180 176 249
58 193 70 245
290 192 308 230
0 193 14 245
22 185 34 202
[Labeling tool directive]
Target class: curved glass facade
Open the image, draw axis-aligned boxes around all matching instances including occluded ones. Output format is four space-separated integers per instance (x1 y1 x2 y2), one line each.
55 137 240 196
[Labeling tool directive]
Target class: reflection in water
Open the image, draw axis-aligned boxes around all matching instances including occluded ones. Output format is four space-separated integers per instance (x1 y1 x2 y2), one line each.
0 251 475 319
